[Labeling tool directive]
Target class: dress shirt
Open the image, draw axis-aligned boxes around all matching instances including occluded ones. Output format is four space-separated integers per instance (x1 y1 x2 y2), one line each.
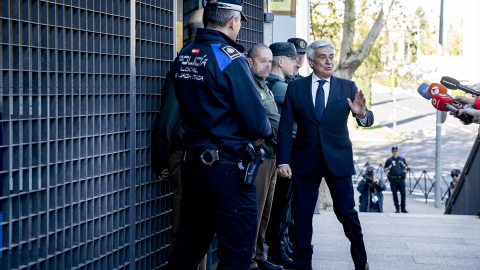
311 73 367 123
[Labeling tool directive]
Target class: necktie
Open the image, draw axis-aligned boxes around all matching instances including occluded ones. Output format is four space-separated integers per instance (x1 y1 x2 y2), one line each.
315 80 327 120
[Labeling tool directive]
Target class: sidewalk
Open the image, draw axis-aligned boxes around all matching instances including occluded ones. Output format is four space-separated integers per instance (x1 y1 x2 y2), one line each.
310 185 480 269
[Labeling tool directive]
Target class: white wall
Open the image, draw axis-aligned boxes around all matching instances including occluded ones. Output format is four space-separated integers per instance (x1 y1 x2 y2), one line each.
271 0 311 75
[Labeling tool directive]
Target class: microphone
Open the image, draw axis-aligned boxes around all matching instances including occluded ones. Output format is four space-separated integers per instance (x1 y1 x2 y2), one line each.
431 94 473 124
417 83 432 100
423 83 474 109
440 76 479 96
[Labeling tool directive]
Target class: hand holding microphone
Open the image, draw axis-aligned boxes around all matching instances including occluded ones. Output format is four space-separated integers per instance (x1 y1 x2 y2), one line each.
457 109 480 124
431 94 474 125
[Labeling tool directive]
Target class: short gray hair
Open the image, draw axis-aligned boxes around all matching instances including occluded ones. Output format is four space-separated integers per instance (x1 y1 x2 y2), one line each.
272 55 287 67
306 40 335 61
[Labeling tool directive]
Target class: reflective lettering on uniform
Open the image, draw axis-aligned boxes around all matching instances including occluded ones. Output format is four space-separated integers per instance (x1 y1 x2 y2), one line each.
178 55 208 67
174 72 204 81
260 93 267 99
180 66 198 73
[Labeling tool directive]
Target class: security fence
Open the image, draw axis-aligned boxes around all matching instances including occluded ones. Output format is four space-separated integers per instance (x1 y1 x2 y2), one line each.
353 162 452 203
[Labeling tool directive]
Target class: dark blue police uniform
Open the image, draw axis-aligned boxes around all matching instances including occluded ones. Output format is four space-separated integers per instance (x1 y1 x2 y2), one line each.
167 26 273 269
385 156 408 212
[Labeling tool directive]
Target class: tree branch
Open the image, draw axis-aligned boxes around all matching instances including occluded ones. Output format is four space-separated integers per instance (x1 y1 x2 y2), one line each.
336 0 397 79
339 0 356 61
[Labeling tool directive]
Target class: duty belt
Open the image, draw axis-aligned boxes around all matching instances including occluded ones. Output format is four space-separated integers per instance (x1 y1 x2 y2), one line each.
388 175 404 179
182 147 238 166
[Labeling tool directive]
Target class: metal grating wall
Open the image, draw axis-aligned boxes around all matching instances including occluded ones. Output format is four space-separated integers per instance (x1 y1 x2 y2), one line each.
0 0 174 269
133 0 174 269
237 0 264 52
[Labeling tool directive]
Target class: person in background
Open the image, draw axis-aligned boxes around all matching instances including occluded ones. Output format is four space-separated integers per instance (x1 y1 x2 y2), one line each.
264 42 299 269
247 44 282 270
384 146 409 213
357 166 387 213
446 169 461 207
286 38 307 81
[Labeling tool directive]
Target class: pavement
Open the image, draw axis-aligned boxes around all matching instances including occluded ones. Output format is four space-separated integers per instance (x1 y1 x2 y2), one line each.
306 184 480 269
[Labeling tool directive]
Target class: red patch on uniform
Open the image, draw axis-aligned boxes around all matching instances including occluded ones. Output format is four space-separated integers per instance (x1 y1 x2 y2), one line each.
192 48 200 54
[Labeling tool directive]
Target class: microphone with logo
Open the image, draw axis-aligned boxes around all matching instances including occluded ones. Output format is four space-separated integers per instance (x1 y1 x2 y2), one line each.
417 83 475 109
427 83 474 109
431 94 473 124
440 76 479 96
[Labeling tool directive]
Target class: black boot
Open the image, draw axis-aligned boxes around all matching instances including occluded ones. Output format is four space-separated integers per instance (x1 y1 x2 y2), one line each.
267 252 294 269
256 260 283 270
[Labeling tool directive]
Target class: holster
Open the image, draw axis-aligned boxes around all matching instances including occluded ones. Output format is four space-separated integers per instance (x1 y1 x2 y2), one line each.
241 143 265 186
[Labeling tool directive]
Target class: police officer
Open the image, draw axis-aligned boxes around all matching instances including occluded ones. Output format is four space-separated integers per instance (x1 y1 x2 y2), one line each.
446 169 461 207
286 38 307 81
264 42 298 268
167 1 273 269
384 146 409 213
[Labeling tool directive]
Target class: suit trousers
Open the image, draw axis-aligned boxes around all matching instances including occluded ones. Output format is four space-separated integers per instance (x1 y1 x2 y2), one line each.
291 153 367 269
390 178 406 211
168 152 257 270
250 158 277 268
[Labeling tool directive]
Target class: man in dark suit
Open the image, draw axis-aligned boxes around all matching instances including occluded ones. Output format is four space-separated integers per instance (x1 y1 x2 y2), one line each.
276 40 374 270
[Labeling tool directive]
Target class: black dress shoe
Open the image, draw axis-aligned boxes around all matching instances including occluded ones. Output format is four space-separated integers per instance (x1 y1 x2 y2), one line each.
395 209 400 213
257 260 283 270
401 209 408 213
268 253 294 269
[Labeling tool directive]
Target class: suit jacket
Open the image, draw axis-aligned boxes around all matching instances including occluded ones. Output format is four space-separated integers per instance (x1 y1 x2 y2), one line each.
277 75 374 177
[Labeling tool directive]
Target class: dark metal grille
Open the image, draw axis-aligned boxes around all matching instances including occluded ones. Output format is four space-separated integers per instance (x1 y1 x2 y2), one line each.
0 0 174 269
134 0 174 269
238 0 264 52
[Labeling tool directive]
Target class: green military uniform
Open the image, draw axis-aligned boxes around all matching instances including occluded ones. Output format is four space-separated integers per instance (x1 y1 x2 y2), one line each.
253 73 280 158
250 72 282 269
267 74 297 136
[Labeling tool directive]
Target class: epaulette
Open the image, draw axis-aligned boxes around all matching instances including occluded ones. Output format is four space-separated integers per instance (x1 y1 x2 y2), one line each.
221 45 241 60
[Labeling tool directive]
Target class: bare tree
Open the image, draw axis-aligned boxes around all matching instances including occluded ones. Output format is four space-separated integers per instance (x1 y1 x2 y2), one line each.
335 0 396 80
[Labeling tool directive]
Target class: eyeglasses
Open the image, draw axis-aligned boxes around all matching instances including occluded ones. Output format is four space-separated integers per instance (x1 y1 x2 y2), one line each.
451 174 459 177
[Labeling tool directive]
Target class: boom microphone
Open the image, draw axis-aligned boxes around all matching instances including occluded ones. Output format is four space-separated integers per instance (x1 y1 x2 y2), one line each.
440 76 479 96
431 94 473 124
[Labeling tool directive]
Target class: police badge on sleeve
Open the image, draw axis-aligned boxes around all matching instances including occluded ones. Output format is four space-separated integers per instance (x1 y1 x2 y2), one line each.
221 46 241 60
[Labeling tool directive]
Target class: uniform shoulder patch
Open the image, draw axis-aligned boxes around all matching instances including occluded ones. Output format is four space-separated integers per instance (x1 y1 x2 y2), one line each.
221 46 241 60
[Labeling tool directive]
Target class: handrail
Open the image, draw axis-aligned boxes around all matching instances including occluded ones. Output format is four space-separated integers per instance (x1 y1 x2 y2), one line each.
445 135 480 214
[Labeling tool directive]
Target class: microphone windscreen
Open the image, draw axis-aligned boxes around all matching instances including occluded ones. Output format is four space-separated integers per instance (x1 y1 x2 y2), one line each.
427 83 448 96
440 76 459 89
417 83 432 100
431 94 453 111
